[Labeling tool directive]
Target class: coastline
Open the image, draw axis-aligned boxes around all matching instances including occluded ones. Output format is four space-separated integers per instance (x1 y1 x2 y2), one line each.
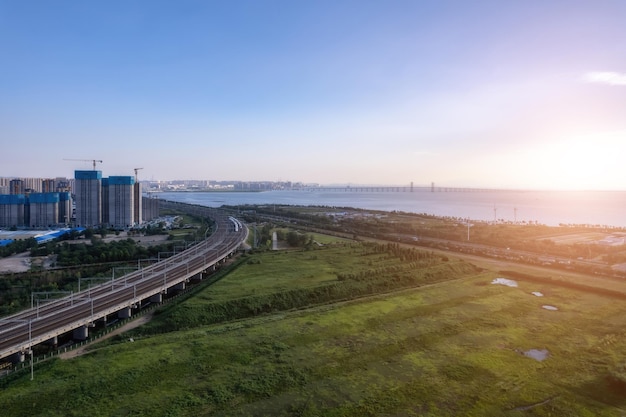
155 189 626 228
146 189 266 193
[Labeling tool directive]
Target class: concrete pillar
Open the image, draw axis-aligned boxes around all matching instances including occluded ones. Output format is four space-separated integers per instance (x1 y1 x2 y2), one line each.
150 293 163 303
118 306 132 319
174 282 186 291
46 336 58 347
73 325 88 341
12 352 25 363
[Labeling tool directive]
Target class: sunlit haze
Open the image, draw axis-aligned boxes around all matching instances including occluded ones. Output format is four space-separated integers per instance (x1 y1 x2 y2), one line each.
2 1 626 190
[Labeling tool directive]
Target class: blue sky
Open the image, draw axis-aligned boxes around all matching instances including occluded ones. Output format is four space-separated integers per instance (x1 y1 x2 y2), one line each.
2 1 626 189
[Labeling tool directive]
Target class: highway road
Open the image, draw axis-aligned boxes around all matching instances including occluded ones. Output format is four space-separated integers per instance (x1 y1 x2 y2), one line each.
0 204 246 362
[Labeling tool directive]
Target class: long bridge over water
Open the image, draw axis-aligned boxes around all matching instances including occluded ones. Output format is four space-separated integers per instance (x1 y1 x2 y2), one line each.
295 184 525 193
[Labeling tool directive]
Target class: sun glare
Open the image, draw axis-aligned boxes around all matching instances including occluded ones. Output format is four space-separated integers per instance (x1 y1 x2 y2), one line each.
529 132 625 190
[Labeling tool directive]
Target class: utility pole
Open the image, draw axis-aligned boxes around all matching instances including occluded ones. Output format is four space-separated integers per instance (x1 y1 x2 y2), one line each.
0 318 35 380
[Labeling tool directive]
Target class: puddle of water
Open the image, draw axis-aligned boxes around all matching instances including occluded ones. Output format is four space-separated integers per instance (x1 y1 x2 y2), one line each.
524 349 549 361
491 278 518 287
542 305 558 311
531 292 543 297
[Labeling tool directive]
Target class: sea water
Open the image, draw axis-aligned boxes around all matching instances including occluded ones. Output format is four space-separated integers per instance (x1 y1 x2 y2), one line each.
155 189 626 228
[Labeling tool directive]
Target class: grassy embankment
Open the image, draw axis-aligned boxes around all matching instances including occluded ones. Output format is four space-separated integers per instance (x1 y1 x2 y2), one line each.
1 238 625 416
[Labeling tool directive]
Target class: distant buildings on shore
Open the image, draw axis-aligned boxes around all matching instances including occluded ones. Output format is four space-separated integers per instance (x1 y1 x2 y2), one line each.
144 180 304 192
0 175 319 229
0 173 159 229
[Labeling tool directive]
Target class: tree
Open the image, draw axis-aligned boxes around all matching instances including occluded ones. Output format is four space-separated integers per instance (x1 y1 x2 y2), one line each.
286 231 308 247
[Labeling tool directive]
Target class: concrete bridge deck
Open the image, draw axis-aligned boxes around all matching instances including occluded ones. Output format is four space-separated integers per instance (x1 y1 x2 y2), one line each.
0 203 246 363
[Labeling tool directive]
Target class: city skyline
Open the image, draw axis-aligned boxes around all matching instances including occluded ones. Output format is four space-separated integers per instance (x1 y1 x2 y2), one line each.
2 1 626 190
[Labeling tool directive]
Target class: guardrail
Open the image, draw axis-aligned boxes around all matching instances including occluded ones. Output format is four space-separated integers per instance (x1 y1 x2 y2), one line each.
0 205 247 363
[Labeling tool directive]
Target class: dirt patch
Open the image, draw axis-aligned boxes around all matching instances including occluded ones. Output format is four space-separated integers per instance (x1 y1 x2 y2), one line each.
58 313 154 360
0 252 31 274
101 233 171 247
0 253 58 274
536 232 608 245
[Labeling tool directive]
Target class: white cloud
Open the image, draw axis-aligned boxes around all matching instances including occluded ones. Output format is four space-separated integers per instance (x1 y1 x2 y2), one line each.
584 71 626 86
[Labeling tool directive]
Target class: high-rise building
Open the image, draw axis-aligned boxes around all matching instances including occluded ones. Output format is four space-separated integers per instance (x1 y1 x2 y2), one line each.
0 194 26 228
58 192 72 225
55 178 71 192
23 177 42 192
74 170 102 227
107 176 135 229
9 179 24 195
101 177 109 225
142 195 160 222
42 179 55 193
29 193 60 228
133 181 142 225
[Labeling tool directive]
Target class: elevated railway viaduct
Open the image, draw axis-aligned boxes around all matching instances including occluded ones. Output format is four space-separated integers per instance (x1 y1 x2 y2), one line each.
0 202 246 363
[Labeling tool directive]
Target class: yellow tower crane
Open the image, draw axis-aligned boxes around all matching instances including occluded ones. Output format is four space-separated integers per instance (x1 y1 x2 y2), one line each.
63 159 103 170
134 167 144 182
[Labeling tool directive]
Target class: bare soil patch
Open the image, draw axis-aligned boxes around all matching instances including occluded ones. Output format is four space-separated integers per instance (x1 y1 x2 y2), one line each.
101 233 170 246
536 232 609 245
0 252 31 274
58 313 154 360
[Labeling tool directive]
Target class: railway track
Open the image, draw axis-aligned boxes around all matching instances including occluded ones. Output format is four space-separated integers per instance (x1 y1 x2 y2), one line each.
0 204 246 362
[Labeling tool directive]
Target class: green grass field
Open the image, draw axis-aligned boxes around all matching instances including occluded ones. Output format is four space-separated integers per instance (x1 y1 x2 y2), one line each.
190 244 383 303
1 242 625 416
